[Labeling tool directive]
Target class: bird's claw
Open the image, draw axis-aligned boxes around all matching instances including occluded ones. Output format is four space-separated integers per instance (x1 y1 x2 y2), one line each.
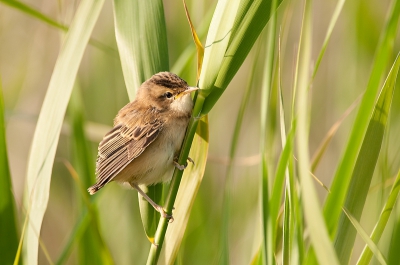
157 206 174 223
174 161 187 170
173 157 195 170
161 210 174 223
187 157 195 166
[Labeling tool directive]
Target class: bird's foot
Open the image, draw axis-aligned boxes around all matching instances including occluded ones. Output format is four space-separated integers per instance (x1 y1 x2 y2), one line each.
173 157 195 170
156 205 174 223
187 157 195 166
174 161 187 170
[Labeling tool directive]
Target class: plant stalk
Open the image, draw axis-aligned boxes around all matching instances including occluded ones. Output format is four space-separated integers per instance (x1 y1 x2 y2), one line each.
146 93 205 265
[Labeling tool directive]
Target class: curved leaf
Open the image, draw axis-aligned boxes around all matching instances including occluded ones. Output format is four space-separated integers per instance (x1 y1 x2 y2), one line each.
23 0 105 263
324 0 400 237
334 52 400 264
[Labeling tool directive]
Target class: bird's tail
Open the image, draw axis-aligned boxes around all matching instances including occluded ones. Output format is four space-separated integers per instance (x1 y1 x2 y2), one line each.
87 183 103 195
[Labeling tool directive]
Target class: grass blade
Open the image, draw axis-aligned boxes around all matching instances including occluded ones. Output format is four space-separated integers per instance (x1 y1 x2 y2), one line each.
323 0 400 237
295 0 339 264
334 52 400 263
357 170 400 264
22 0 105 263
342 207 387 265
198 0 240 95
282 189 291 265
1 0 67 30
277 35 299 265
113 0 169 99
202 0 283 114
1 0 117 56
271 123 295 231
311 0 346 81
387 215 400 265
278 110 298 265
0 80 19 265
259 0 278 263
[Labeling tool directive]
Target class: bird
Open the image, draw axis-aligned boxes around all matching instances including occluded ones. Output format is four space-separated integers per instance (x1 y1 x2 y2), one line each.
87 72 198 219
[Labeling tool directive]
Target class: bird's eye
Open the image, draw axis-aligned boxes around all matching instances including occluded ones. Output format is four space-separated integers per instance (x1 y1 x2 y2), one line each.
165 92 173 98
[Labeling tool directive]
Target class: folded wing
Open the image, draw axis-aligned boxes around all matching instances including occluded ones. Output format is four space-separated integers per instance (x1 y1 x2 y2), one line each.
88 106 163 194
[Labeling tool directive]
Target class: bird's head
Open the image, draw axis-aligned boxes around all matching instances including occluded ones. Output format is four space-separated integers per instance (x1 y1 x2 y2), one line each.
137 72 198 114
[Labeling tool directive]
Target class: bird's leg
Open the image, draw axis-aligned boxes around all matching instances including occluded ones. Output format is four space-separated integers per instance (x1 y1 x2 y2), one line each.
131 183 174 222
173 156 195 170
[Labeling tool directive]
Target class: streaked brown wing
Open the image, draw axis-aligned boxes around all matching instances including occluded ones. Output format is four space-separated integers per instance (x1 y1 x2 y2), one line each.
93 108 163 190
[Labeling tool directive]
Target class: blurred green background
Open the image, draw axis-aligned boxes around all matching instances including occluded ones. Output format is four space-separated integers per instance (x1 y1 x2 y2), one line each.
1 0 400 264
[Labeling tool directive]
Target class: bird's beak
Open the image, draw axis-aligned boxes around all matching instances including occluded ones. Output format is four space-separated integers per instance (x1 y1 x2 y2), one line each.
175 86 199 99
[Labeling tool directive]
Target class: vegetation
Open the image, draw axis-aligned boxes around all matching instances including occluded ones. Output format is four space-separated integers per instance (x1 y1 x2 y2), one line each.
1 0 400 264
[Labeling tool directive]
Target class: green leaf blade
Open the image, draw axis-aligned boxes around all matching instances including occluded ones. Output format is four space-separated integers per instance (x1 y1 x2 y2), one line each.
113 0 169 99
342 208 387 265
198 0 240 94
295 0 339 264
113 0 170 240
201 0 283 114
0 81 19 265
357 170 400 265
23 0 105 263
323 0 400 237
334 52 400 264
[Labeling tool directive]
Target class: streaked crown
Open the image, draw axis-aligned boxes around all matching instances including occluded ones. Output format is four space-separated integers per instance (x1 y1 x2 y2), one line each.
148 72 188 89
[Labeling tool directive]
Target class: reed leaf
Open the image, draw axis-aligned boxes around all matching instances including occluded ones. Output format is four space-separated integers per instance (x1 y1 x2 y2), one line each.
357 170 400 265
22 0 105 263
259 0 278 263
323 0 400 237
112 0 169 240
202 0 283 114
198 0 240 95
342 208 387 265
387 215 400 265
334 52 400 264
0 80 19 265
295 0 339 264
0 0 116 56
113 0 169 99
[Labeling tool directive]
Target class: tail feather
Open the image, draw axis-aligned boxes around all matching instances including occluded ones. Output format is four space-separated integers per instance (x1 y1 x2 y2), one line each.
87 183 103 195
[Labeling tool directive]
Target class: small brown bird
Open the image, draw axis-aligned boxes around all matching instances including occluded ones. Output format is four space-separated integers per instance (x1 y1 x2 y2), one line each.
88 72 198 218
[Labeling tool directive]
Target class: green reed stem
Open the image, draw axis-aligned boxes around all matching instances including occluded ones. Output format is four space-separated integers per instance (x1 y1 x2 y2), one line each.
146 93 205 265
